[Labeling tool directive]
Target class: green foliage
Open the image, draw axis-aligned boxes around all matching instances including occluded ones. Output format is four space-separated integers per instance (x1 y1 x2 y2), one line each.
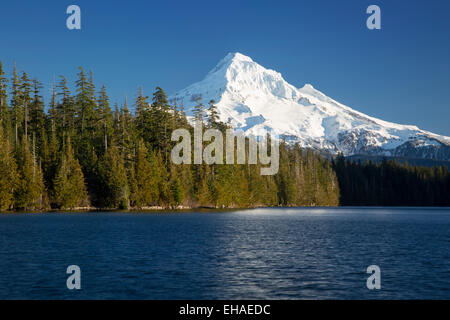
169 171 183 206
193 95 204 122
98 145 129 208
0 125 18 210
14 136 47 210
10 64 22 146
30 79 46 147
207 99 219 127
333 155 450 206
56 76 76 140
53 138 89 209
131 140 156 207
75 67 97 134
0 61 11 136
19 72 32 139
96 85 113 155
3 60 426 211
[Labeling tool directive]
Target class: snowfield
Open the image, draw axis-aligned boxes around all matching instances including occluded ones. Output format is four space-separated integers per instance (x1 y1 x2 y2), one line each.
171 52 450 160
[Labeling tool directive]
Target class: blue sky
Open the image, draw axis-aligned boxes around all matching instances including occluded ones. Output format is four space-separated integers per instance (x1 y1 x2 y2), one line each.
1 0 449 135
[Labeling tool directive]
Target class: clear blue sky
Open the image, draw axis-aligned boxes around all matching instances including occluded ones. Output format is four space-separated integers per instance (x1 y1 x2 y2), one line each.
1 0 449 135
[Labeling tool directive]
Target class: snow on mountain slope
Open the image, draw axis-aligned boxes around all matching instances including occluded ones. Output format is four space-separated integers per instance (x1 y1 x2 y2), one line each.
172 52 450 160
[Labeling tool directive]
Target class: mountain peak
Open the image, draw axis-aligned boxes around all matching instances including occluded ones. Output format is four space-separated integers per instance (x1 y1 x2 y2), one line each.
302 83 315 90
299 83 326 99
172 53 450 160
223 52 253 63
209 52 256 75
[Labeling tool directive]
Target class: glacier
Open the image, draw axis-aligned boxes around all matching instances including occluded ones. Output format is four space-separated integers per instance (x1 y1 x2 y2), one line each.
171 52 450 160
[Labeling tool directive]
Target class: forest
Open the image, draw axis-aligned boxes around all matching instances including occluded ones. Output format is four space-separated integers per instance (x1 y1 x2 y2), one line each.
333 155 450 206
0 60 340 211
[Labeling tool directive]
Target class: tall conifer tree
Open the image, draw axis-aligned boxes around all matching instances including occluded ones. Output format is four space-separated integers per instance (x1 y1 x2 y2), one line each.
53 138 89 209
0 125 18 210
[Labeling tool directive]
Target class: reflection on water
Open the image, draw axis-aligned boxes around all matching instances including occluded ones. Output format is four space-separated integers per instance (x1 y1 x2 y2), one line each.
0 207 449 299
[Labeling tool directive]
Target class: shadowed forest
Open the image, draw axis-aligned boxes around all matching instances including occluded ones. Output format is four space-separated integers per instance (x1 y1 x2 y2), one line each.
333 155 450 206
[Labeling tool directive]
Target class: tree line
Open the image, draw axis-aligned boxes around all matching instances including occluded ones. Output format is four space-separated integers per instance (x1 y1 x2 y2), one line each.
0 61 339 211
333 154 450 206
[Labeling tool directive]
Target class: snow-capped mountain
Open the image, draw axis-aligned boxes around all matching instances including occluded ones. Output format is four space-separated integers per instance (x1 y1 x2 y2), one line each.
172 52 450 160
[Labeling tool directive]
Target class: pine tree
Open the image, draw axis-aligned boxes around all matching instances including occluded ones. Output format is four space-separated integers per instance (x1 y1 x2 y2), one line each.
75 67 96 134
170 177 183 206
193 95 204 122
30 78 46 156
0 60 11 136
48 78 57 131
132 140 155 207
0 125 18 210
207 99 220 128
119 97 136 166
135 86 150 138
149 149 169 205
15 136 46 210
10 63 22 147
150 87 173 163
74 69 98 194
96 85 113 154
53 137 89 209
42 117 60 193
56 76 76 142
19 71 32 140
98 145 129 208
275 142 296 205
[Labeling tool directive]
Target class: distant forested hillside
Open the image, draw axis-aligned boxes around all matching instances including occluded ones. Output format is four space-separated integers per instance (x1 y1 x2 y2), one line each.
333 155 450 206
347 154 450 169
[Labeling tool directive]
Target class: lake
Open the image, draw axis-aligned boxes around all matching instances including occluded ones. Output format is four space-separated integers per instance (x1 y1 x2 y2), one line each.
0 207 449 299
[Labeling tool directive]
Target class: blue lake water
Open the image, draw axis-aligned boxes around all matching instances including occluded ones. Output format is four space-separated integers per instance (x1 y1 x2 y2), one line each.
0 207 449 299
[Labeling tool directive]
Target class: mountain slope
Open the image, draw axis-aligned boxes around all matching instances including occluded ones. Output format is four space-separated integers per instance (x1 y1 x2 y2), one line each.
172 52 450 160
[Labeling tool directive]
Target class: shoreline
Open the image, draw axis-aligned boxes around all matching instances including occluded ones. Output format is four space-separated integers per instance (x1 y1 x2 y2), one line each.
0 204 275 214
2 205 450 214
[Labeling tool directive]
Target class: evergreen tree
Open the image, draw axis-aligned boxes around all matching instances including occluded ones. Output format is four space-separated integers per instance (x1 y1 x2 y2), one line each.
19 71 32 140
276 142 296 205
207 99 220 128
0 60 11 136
10 63 22 147
0 125 18 210
30 78 46 156
75 67 96 134
132 140 155 207
53 138 89 209
98 145 129 208
170 177 183 206
48 78 58 133
193 95 204 122
56 76 76 142
149 149 169 205
150 87 173 163
96 85 113 154
15 136 46 210
135 86 150 137
118 97 136 165
74 69 98 195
